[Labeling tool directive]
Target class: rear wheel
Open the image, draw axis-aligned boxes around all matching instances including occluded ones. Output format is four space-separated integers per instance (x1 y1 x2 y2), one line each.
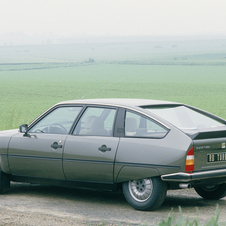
194 183 226 200
122 177 167 211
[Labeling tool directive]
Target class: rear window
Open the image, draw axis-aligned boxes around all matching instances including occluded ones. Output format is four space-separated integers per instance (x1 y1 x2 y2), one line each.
143 105 225 132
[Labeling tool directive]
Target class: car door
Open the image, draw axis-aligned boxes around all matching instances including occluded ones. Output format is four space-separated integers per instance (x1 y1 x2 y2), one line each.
63 106 120 183
8 106 82 180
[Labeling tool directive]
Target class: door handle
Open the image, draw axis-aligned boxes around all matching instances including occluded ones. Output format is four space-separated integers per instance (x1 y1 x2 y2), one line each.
98 145 111 153
51 142 62 150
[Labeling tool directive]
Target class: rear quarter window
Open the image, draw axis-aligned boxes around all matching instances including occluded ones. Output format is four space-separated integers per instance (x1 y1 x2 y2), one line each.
125 111 168 138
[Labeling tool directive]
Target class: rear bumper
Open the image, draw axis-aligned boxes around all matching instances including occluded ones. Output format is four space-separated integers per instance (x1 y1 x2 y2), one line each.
161 168 226 182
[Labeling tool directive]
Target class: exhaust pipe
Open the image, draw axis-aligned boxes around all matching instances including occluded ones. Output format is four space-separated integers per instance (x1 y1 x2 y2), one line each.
179 183 191 189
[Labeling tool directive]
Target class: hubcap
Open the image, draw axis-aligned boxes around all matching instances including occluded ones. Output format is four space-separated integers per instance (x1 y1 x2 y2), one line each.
128 178 153 202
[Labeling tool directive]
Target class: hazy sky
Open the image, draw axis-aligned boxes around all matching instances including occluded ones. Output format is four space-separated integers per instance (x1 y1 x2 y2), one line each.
1 0 226 37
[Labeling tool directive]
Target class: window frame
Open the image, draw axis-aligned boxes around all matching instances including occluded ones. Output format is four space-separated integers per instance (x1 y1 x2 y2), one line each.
72 105 119 137
28 104 85 134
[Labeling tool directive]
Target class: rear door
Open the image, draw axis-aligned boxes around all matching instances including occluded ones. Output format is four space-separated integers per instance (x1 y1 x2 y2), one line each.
63 106 119 183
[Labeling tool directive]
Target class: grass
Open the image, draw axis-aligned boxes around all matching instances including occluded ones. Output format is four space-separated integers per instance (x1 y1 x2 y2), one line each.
91 206 221 226
157 206 205 226
1 63 226 130
156 205 221 226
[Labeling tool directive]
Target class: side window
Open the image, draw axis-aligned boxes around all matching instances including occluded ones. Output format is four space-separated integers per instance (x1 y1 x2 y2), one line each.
74 107 116 136
29 106 82 134
125 111 168 138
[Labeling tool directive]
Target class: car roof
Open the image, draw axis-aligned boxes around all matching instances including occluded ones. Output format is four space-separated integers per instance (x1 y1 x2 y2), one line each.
58 98 180 108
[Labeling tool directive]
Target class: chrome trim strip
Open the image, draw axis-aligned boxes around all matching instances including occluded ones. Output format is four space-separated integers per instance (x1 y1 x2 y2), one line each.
9 155 61 161
64 158 113 165
29 102 170 130
115 162 180 169
76 102 170 129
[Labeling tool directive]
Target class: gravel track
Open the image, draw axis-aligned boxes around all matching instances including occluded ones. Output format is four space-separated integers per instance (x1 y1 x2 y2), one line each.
0 182 225 225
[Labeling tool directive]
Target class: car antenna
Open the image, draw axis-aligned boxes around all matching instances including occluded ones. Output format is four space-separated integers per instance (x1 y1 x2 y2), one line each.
81 78 124 99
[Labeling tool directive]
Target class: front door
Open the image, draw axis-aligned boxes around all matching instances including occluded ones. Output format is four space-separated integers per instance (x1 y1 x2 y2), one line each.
8 106 82 179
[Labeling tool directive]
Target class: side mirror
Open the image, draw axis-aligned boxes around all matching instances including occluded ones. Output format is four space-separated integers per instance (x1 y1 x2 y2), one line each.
19 124 30 137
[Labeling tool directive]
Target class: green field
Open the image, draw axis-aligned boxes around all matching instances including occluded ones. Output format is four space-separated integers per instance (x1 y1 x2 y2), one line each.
1 40 226 130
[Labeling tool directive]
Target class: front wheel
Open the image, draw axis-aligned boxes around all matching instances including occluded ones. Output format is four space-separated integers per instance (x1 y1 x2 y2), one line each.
0 170 10 193
194 183 226 200
122 177 167 211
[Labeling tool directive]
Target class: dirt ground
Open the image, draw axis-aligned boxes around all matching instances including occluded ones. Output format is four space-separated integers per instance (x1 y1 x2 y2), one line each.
0 182 225 225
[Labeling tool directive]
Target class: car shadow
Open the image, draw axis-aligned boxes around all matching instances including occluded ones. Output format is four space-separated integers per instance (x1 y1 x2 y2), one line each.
4 182 226 211
160 189 226 212
5 182 127 205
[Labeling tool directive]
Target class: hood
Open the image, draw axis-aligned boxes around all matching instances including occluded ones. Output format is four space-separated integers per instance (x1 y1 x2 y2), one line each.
0 129 19 137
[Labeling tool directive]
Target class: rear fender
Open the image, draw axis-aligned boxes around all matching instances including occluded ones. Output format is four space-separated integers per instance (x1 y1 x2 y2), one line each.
115 166 159 183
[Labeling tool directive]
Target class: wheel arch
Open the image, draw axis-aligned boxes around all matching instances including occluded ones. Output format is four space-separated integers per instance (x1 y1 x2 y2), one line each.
115 165 160 183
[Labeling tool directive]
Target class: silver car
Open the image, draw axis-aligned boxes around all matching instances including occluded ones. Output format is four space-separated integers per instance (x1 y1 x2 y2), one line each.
1 99 226 210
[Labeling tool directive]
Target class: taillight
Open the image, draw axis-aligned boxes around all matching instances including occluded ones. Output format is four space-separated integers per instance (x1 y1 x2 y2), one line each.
185 147 194 172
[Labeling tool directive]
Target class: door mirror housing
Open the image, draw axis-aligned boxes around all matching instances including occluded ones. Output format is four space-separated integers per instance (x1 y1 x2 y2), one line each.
19 124 30 137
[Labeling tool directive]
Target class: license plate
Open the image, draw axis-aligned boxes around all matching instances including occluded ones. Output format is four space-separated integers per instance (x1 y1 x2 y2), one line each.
207 153 226 162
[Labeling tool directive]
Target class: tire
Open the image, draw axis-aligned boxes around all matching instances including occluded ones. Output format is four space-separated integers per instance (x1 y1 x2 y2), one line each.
0 170 10 193
122 177 167 211
194 183 226 200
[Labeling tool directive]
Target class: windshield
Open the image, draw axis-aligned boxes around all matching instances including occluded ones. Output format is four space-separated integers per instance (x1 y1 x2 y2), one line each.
143 105 225 131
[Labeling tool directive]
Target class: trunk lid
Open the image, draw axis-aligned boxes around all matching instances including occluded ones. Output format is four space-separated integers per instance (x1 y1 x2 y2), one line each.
191 130 226 171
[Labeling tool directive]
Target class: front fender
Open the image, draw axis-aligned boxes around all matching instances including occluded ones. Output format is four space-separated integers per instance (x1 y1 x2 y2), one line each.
0 129 19 173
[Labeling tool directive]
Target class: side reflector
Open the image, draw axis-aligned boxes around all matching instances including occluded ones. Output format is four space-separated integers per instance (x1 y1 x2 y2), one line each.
185 147 194 172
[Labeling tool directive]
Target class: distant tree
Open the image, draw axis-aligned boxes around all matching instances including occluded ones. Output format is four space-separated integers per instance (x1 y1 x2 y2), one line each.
86 58 95 63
